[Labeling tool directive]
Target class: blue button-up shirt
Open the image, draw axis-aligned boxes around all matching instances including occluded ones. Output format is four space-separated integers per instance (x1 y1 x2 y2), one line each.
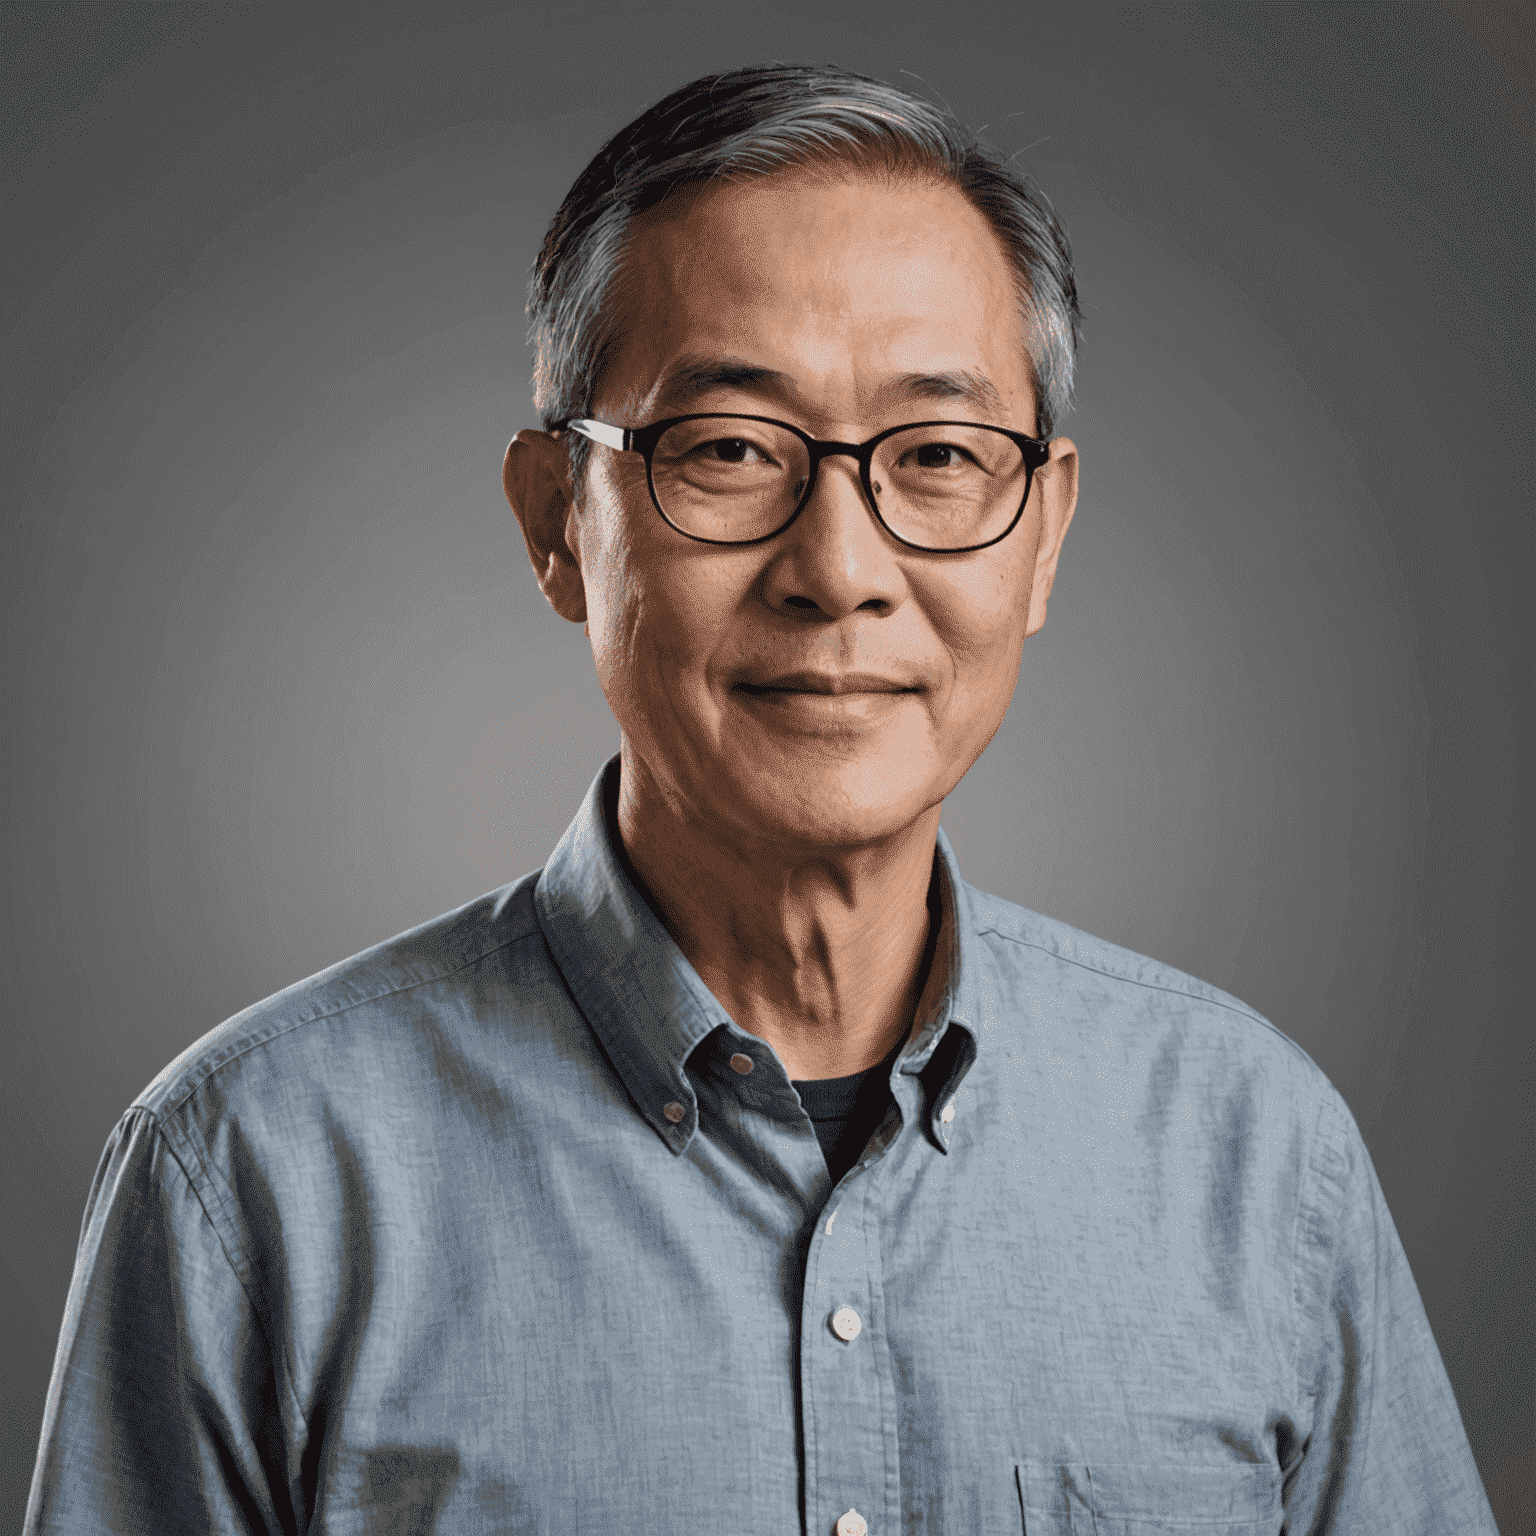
28 760 1494 1533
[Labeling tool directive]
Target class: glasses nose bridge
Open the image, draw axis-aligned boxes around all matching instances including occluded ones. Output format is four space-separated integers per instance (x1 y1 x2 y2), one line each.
802 435 875 508
807 436 865 464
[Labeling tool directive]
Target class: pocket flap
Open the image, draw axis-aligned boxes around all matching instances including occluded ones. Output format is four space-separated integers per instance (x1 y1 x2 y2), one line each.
1017 1460 1280 1531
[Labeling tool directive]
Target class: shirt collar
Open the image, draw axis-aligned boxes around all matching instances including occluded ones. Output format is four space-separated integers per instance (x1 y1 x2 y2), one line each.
534 756 985 1154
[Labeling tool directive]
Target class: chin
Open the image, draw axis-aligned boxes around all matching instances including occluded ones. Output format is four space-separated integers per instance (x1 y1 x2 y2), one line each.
707 748 946 852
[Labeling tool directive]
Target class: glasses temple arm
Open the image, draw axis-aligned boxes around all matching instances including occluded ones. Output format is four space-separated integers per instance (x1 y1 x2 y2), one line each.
562 418 630 452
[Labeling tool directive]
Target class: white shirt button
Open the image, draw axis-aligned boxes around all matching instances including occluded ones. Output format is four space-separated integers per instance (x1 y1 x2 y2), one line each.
836 1510 868 1536
830 1305 862 1342
729 1052 755 1075
662 1101 685 1124
940 1100 956 1123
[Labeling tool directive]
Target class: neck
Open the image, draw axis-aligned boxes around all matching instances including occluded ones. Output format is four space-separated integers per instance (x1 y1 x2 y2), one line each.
612 749 942 1082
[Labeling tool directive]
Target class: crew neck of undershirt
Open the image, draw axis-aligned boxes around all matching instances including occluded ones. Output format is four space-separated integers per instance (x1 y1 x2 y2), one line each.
790 1028 906 1116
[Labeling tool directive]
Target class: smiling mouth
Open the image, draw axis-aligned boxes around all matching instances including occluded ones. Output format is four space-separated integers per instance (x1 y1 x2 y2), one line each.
735 674 919 697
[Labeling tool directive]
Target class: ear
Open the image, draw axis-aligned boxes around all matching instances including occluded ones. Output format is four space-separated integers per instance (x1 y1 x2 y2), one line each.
503 429 587 624
1024 435 1079 637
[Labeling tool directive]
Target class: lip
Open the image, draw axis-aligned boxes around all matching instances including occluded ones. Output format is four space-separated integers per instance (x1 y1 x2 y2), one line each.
733 671 919 696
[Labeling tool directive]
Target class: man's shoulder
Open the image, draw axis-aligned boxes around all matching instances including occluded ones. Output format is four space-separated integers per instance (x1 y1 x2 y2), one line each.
135 872 548 1122
965 881 1328 1091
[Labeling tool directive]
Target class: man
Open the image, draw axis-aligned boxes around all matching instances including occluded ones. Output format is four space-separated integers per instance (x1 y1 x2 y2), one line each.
28 63 1495 1534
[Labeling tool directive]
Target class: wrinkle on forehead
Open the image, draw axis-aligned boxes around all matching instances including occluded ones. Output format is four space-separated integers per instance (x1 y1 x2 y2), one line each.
649 355 1007 419
596 170 1035 428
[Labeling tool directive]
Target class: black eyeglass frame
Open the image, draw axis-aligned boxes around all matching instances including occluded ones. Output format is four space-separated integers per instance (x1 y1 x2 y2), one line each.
557 413 1053 553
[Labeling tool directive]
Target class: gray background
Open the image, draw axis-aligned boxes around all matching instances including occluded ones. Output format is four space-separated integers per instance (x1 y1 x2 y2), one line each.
3 2 1530 1527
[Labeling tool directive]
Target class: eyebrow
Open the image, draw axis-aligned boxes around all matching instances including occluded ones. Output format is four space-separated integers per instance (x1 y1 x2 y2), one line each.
886 369 1005 414
654 358 798 406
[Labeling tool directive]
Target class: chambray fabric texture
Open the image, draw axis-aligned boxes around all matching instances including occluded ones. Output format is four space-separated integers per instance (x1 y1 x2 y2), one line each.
28 759 1495 1534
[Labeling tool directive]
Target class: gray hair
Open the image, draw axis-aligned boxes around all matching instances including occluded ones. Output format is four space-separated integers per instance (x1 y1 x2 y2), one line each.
527 63 1080 482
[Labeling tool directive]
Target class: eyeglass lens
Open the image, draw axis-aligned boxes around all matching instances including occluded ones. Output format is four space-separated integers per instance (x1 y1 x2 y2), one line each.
649 418 1030 549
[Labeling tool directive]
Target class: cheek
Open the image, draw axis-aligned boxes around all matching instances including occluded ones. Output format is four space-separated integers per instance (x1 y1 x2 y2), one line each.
576 482 649 703
578 484 739 721
925 557 1032 697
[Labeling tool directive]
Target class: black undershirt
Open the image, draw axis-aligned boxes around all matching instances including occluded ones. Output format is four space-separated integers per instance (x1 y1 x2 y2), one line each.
792 1030 906 1186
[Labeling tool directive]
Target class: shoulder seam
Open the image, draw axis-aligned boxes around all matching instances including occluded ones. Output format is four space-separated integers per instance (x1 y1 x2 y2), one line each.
147 919 544 1122
976 915 1327 1075
1290 1090 1353 1395
975 922 1314 1059
145 1110 301 1424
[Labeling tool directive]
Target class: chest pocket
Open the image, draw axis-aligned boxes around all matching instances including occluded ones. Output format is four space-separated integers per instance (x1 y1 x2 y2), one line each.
1016 1462 1282 1535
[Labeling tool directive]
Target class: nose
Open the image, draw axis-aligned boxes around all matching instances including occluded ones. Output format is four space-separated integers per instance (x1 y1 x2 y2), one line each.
759 451 908 621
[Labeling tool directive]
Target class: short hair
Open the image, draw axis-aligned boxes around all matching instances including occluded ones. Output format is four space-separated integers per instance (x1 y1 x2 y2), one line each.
527 63 1080 482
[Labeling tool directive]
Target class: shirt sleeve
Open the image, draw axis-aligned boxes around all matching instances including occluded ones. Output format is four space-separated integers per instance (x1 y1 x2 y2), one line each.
1283 1090 1498 1533
25 1107 296 1535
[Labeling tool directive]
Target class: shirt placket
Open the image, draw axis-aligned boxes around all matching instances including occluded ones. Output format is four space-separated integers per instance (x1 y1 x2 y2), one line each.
799 1074 920 1536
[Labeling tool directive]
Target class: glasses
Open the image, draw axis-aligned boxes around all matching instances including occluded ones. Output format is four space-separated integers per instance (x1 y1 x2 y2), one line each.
559 413 1052 553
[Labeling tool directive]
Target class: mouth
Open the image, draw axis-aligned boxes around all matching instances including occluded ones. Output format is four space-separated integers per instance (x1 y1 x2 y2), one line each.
734 671 919 698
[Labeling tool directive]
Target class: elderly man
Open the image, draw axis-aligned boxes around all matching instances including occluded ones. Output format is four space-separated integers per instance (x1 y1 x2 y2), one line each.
28 63 1494 1535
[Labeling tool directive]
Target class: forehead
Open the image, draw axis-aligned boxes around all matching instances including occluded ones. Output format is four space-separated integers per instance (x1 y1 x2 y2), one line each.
603 170 1035 423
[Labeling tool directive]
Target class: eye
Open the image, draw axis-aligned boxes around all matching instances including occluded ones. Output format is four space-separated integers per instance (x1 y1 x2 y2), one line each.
696 437 772 465
911 441 975 470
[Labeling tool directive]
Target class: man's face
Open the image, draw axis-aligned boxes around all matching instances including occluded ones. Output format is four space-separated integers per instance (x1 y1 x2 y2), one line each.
533 170 1077 852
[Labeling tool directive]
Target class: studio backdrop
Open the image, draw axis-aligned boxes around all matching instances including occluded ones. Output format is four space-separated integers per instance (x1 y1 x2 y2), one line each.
4 3 1530 1528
